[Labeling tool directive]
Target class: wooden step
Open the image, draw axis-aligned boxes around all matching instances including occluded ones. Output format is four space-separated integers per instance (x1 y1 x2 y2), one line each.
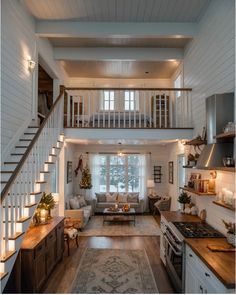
25 203 37 208
0 272 8 280
10 153 24 156
30 191 42 195
4 232 24 240
19 139 31 142
15 146 28 148
0 251 16 262
4 162 19 164
45 161 54 164
3 216 31 223
53 146 61 149
24 132 36 135
40 171 50 173
35 181 46 184
1 181 7 184
49 154 57 157
28 126 39 128
0 171 14 173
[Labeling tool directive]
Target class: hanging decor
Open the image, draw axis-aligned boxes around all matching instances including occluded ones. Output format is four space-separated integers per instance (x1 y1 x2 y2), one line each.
75 154 83 176
80 164 93 189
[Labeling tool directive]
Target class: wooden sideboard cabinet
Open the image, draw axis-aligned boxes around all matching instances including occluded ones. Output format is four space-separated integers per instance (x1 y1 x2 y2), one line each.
20 217 64 293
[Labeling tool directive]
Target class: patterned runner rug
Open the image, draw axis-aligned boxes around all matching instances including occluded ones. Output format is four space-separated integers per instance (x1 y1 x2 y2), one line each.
71 248 159 293
80 215 160 236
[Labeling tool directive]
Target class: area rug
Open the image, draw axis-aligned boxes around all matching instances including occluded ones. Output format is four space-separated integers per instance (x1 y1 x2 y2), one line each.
80 215 160 236
70 248 159 293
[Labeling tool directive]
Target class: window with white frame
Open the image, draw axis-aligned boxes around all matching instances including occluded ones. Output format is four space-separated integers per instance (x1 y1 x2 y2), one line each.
101 90 115 111
99 154 141 192
174 74 182 98
124 90 139 111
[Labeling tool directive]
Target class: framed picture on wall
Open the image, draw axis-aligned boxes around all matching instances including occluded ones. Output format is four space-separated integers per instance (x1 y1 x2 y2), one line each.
67 161 72 183
168 161 173 184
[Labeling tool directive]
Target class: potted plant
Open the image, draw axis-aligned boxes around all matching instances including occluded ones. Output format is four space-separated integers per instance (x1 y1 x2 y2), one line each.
222 220 235 246
178 192 191 212
37 192 56 220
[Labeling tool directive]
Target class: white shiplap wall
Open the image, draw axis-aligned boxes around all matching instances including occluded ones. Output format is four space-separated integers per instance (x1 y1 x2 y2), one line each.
184 0 235 137
1 0 66 161
1 0 36 158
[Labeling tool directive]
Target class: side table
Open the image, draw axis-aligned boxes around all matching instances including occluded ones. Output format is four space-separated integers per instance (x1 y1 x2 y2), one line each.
148 195 161 214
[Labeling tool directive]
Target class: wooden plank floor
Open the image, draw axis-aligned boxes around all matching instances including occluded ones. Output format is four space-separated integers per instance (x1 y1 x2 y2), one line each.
42 215 174 294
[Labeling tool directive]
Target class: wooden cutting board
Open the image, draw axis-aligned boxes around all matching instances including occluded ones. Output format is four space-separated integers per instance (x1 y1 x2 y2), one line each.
207 244 236 252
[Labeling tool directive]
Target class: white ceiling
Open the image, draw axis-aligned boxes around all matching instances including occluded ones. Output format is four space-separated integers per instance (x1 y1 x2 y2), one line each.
62 60 180 78
23 0 210 22
22 0 210 79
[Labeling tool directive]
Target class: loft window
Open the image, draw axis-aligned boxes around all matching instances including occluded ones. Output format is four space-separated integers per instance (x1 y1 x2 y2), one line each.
101 90 115 111
124 90 139 111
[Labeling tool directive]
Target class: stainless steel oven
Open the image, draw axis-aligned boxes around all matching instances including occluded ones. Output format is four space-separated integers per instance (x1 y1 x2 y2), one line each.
164 225 184 293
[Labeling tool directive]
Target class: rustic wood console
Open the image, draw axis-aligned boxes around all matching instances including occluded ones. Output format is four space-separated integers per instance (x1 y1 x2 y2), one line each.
20 216 64 293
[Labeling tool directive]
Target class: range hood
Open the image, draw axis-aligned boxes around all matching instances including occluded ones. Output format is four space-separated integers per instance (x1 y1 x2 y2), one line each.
196 93 234 169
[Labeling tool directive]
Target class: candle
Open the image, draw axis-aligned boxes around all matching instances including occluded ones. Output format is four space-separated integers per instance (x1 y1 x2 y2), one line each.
40 209 48 223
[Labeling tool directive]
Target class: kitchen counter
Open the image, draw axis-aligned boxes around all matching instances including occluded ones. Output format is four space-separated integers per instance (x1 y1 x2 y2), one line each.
186 238 235 289
161 210 201 222
161 211 235 290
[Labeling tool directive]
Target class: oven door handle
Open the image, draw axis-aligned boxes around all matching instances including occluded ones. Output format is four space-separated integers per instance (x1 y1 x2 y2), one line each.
165 229 182 247
163 234 182 256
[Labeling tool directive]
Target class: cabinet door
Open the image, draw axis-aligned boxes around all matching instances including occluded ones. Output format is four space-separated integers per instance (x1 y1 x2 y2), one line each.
57 221 64 261
35 251 46 292
185 262 198 293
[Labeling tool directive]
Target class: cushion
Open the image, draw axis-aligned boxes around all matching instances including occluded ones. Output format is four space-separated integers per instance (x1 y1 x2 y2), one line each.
69 197 80 209
106 192 118 202
127 193 139 203
117 193 127 203
77 195 87 207
95 193 106 202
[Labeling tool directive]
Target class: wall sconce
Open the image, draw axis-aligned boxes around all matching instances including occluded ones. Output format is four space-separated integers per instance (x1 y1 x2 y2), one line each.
28 59 36 71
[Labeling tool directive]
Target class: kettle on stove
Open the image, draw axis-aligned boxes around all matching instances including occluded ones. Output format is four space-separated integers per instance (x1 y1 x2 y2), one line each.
199 209 206 222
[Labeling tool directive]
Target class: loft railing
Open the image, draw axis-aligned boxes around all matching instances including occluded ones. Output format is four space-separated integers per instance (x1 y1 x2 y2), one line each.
64 87 192 129
0 91 64 258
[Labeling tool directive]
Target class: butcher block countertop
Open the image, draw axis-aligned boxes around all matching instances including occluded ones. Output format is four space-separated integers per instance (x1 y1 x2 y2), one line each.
161 211 235 289
21 216 64 249
186 238 235 289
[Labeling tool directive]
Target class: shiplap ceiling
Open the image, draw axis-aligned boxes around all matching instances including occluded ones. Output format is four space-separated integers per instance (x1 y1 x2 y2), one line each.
62 60 180 78
22 0 210 78
23 0 210 22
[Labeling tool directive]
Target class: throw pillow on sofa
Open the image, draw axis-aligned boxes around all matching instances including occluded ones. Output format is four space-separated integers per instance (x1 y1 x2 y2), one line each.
117 193 127 203
95 193 106 202
106 192 118 202
77 195 87 207
127 193 139 203
69 197 81 209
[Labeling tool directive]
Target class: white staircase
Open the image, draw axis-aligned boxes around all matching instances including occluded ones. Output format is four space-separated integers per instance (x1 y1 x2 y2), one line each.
0 92 64 292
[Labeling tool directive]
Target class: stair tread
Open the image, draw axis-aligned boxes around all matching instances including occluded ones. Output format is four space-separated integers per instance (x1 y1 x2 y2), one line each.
11 153 24 155
15 146 28 148
45 161 54 164
36 181 46 184
0 251 16 262
4 232 24 240
28 126 39 128
53 146 61 149
49 154 57 156
0 171 13 173
19 139 31 141
0 272 8 280
40 171 50 173
3 216 31 223
24 132 36 135
30 191 42 195
4 162 19 164
1 181 7 184
25 203 37 208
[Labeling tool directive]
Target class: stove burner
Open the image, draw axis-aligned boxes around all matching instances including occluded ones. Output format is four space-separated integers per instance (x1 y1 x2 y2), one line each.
173 222 224 238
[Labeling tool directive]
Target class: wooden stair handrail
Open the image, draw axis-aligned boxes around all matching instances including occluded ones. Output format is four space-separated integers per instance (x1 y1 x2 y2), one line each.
1 91 64 202
65 87 192 91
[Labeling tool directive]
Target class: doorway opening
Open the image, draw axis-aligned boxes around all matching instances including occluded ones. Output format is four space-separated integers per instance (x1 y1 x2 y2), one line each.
38 64 53 124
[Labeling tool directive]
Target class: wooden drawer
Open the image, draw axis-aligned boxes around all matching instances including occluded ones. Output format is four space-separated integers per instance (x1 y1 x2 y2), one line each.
34 240 45 258
46 229 56 246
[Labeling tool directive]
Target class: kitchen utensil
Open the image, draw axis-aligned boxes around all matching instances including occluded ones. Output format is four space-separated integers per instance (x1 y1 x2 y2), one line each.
222 157 235 167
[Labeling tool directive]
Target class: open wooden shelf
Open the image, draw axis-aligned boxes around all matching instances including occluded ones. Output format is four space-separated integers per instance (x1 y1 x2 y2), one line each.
213 200 235 211
183 166 235 172
184 138 207 146
180 186 216 196
215 132 235 139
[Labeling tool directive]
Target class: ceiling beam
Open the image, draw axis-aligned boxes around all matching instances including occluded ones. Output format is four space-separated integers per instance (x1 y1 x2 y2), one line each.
36 21 197 38
54 47 183 61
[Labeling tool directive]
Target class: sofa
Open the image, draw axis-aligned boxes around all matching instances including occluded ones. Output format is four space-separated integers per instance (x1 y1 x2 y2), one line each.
65 195 93 229
93 192 144 214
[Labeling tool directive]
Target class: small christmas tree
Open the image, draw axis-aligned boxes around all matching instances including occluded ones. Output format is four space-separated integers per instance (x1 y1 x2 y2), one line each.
79 164 92 189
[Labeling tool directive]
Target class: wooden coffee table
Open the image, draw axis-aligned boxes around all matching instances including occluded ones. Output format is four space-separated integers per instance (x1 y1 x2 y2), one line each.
103 208 136 225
